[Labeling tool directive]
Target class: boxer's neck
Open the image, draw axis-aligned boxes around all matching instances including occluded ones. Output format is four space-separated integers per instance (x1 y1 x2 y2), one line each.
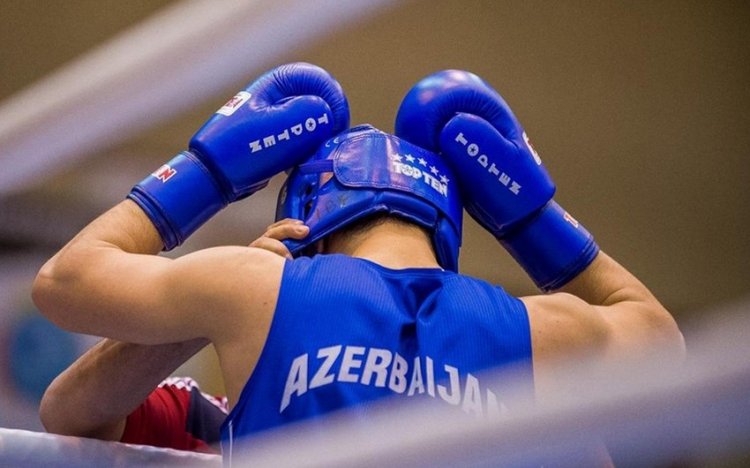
325 219 441 270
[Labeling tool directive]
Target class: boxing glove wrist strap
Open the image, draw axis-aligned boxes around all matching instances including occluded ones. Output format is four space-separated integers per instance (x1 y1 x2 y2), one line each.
127 151 227 250
500 200 599 291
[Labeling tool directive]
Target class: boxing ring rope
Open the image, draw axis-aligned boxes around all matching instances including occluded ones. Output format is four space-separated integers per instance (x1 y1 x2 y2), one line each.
0 428 220 467
0 0 399 196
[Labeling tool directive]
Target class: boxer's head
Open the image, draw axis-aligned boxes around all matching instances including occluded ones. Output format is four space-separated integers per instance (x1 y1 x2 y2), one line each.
275 125 462 271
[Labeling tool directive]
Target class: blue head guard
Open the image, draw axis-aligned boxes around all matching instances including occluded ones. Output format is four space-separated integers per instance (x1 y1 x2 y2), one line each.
276 125 463 271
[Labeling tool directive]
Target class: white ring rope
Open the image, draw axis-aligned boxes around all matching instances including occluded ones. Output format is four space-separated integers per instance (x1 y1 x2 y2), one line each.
0 0 399 195
0 428 220 467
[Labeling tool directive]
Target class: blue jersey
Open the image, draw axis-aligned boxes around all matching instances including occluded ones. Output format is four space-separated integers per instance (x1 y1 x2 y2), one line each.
221 254 532 455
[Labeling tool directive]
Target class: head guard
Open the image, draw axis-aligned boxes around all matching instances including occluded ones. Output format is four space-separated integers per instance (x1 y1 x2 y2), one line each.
276 125 463 271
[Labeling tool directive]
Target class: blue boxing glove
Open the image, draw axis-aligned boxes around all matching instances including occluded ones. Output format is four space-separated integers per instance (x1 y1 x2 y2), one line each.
128 62 350 250
396 70 598 291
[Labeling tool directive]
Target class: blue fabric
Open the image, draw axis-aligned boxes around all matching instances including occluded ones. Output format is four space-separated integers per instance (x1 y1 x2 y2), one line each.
129 63 349 251
128 151 225 250
220 254 532 455
502 200 600 291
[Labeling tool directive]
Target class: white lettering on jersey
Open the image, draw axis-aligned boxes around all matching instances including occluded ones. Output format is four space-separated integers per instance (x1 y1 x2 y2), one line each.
361 348 392 386
338 346 366 383
388 352 408 394
437 364 461 405
280 353 308 413
462 373 482 416
407 356 425 396
425 355 436 397
310 345 341 389
279 345 508 418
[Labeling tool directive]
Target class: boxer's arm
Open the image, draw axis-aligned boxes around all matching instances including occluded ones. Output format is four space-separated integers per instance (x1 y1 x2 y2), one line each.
38 218 303 444
120 378 227 453
39 338 208 441
396 70 684 391
34 63 343 344
32 199 284 345
523 251 685 395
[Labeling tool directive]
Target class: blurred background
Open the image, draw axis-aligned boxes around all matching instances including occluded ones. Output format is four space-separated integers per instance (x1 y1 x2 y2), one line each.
0 0 748 431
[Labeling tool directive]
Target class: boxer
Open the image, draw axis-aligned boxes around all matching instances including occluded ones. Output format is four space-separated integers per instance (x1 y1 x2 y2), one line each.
34 65 683 465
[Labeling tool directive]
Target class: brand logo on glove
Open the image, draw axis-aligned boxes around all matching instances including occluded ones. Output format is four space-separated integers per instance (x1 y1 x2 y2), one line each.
454 133 521 195
216 91 251 117
563 211 580 228
249 113 330 154
390 153 449 197
523 132 542 166
152 164 177 183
